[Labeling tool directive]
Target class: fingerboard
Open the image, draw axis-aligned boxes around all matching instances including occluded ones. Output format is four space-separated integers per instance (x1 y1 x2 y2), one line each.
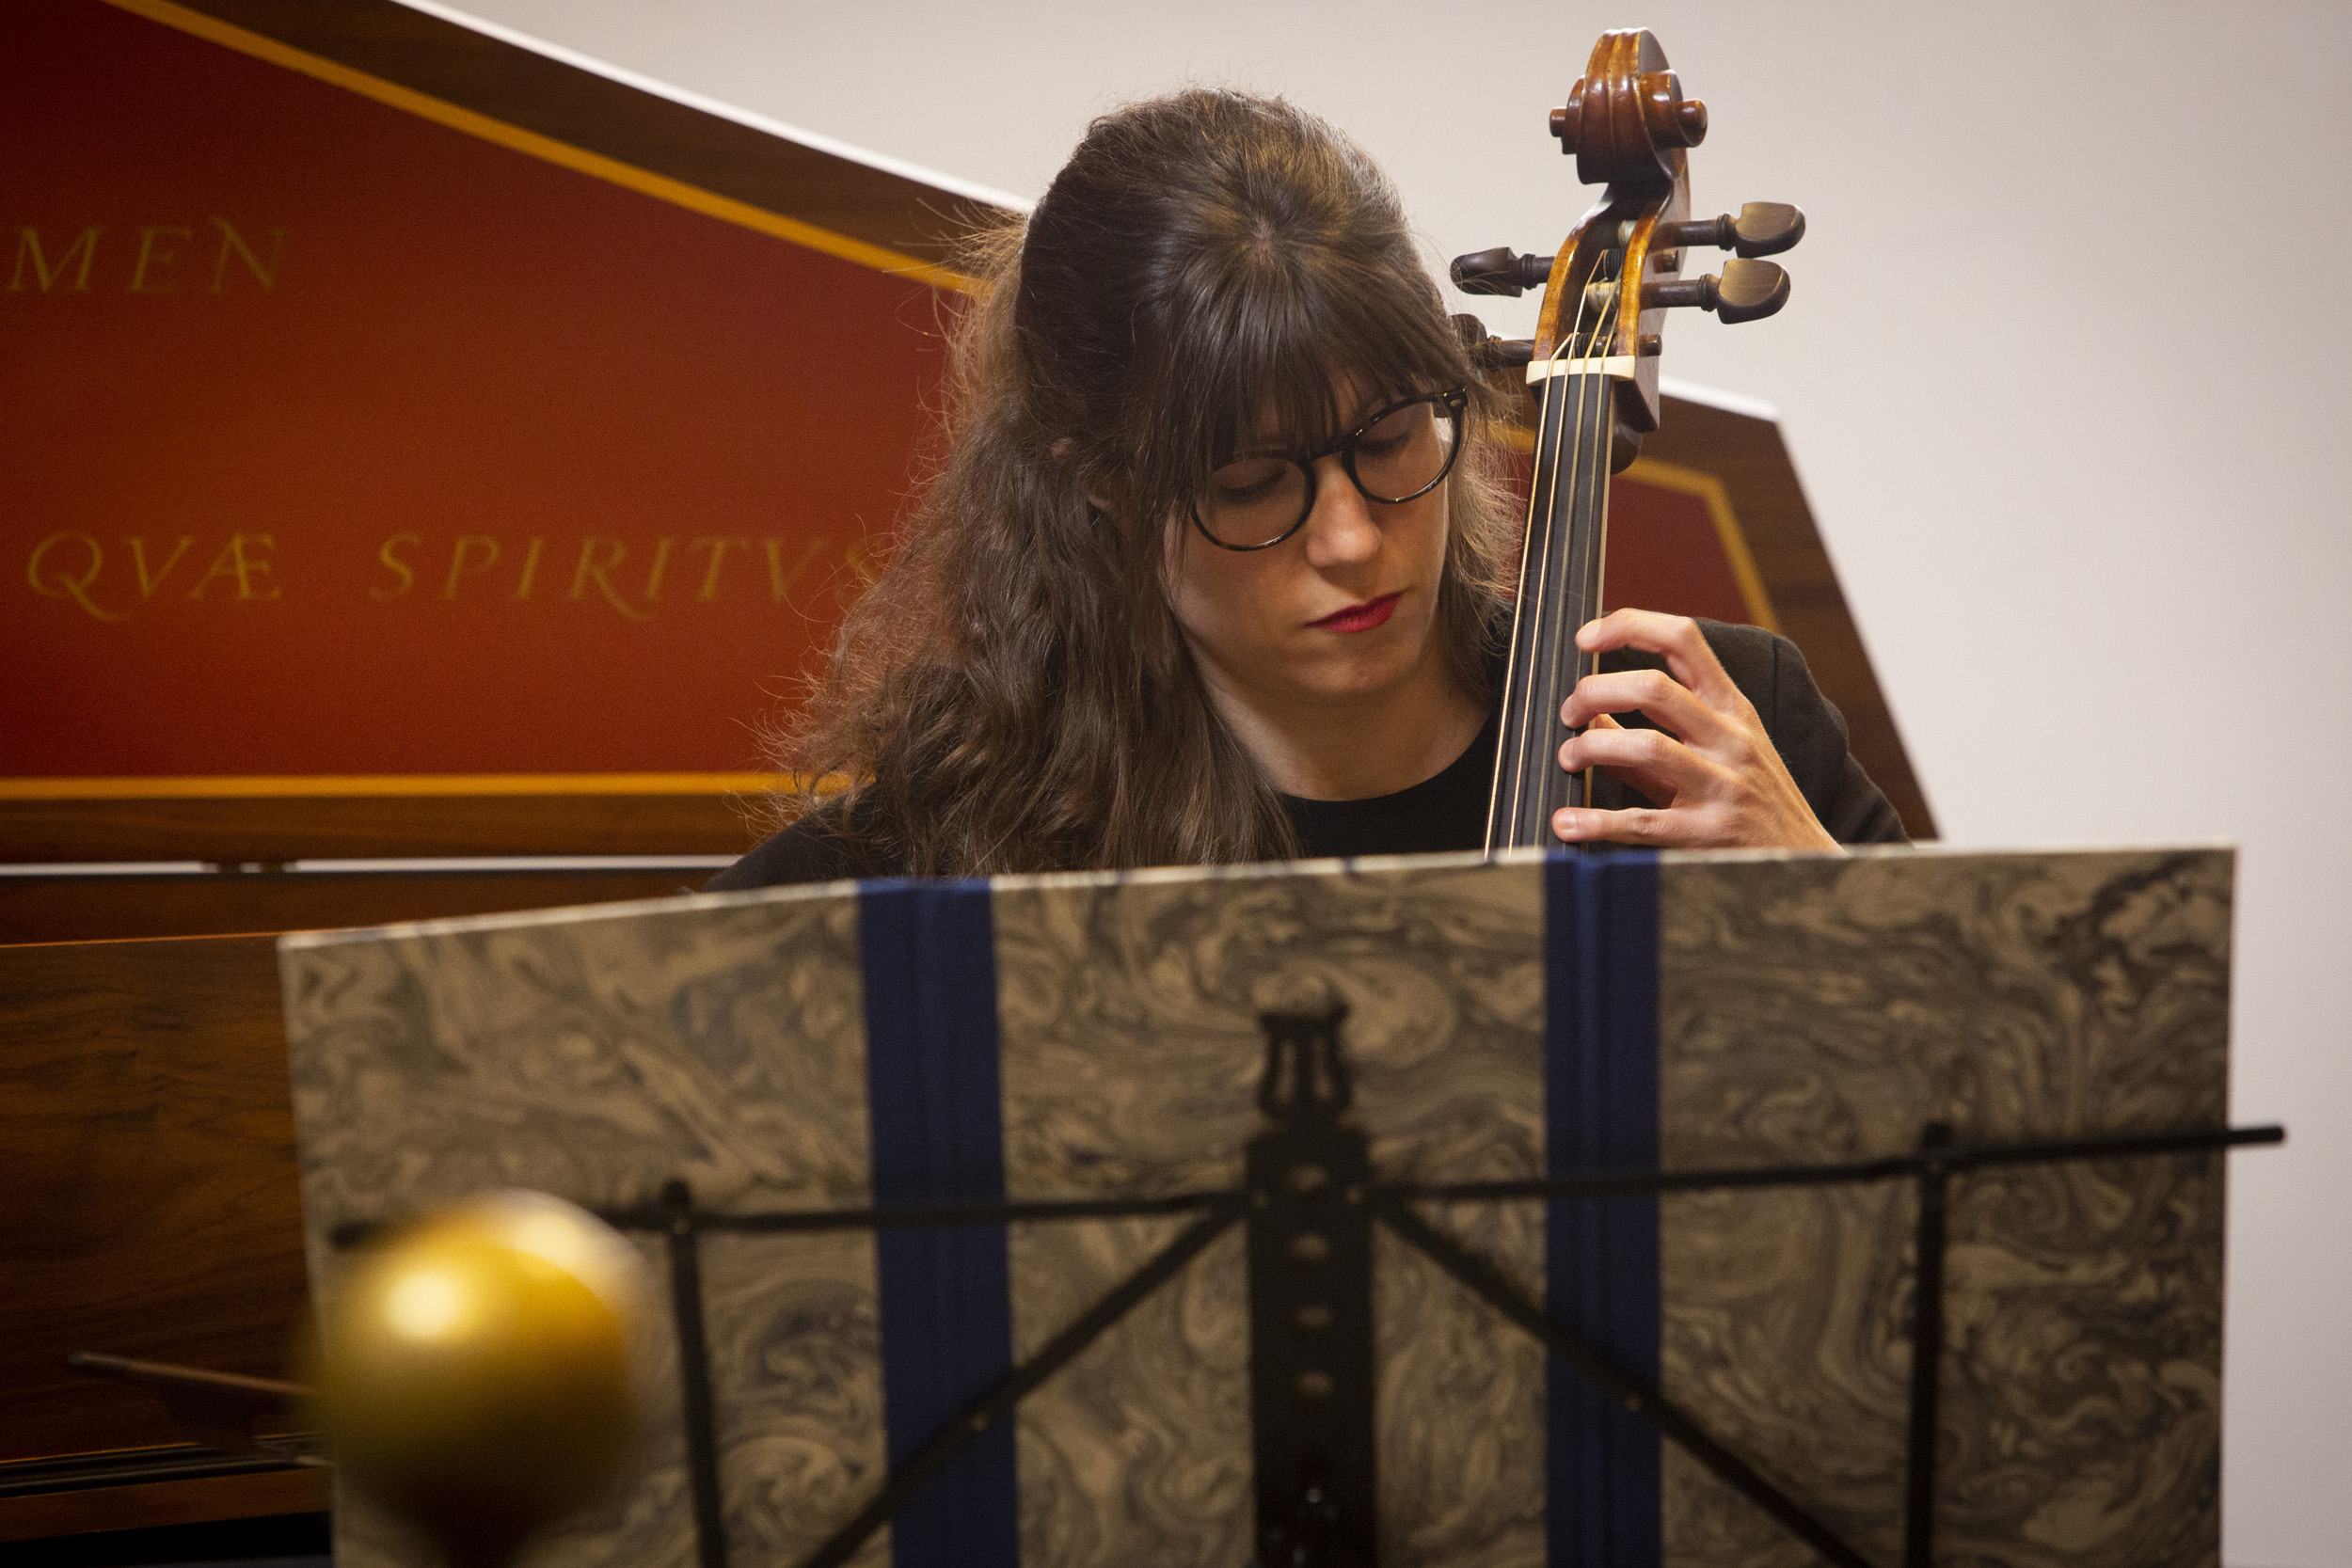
1486 372 1614 851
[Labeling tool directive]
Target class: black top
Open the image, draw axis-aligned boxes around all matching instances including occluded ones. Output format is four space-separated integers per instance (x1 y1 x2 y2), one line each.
1282 705 1500 860
705 619 1906 891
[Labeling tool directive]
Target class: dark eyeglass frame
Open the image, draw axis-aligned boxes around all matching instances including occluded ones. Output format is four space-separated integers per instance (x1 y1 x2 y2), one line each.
1189 387 1471 552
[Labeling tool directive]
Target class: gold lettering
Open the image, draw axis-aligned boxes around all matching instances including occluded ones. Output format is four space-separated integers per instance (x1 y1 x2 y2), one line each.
129 535 195 597
568 538 652 621
644 536 676 601
690 536 748 600
443 535 501 598
372 532 419 600
207 217 283 293
130 226 191 293
186 533 281 600
515 536 545 599
8 227 100 293
764 537 827 602
27 531 122 621
843 544 879 589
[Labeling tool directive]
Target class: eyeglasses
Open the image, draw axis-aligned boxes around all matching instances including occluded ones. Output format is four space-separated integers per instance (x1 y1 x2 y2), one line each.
1191 388 1470 551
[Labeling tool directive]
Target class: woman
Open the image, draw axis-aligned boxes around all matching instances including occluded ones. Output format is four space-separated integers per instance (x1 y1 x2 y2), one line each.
709 90 1901 892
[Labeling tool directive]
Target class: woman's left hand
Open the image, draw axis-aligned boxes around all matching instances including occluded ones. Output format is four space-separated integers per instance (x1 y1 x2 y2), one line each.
1549 609 1841 851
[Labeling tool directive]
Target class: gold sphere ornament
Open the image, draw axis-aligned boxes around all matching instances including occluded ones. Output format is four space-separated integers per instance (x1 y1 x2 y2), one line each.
308 1191 654 1568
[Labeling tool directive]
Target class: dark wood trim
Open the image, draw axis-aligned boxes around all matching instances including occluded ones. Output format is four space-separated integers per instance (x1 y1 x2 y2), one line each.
0 864 723 943
1647 394 1937 839
0 792 765 863
147 0 1013 265
0 937 310 1473
0 1470 327 1544
0 1445 304 1500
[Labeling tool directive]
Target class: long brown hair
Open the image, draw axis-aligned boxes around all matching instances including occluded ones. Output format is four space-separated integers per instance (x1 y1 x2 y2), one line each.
770 88 1516 876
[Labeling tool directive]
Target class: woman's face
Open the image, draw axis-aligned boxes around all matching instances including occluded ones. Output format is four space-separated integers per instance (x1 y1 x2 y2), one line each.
1164 388 1456 721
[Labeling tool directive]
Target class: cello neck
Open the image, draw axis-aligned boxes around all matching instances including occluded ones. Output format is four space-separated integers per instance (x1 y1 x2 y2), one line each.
1486 361 1615 853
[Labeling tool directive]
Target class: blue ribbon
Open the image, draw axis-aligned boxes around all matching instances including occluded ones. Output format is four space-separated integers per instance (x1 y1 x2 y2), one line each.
1544 849 1662 1568
858 879 1020 1568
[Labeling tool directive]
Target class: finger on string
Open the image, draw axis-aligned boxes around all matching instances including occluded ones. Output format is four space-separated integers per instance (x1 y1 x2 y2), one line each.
1559 716 1698 804
1565 764 1681 817
1560 668 1735 748
1575 608 1737 704
1559 723 1708 804
1574 608 1740 706
1549 805 1693 848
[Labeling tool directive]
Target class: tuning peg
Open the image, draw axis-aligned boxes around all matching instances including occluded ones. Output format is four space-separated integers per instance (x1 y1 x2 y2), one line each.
1451 314 1535 370
1450 246 1555 298
1655 202 1805 259
1641 258 1789 325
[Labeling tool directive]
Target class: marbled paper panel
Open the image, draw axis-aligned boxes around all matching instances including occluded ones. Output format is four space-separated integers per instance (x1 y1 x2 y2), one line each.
281 887 887 1568
280 845 2233 1568
1650 847 2231 1568
988 855 1549 1568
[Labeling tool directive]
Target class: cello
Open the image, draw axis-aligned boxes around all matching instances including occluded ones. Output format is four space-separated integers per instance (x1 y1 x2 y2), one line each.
1452 28 1804 852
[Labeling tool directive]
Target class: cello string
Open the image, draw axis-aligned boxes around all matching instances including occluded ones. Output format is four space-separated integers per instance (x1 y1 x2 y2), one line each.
1512 274 1601 844
1534 266 1607 837
1569 262 1622 822
1495 288 1571 846
1537 286 1592 838
1541 265 1620 842
1524 303 1581 832
1558 269 1619 829
1518 268 1613 846
1496 303 1571 846
1489 268 1579 848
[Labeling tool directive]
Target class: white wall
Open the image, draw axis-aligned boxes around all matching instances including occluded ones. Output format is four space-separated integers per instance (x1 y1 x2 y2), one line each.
405 3 2352 1560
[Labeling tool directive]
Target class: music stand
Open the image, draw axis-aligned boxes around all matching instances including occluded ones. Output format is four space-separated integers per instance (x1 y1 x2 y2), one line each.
286 845 2255 1568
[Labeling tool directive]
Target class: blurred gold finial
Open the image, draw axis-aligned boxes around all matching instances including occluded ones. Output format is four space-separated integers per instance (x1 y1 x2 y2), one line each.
308 1191 652 1568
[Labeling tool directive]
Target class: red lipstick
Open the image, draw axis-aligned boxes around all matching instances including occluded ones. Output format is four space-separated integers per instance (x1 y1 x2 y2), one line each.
1308 592 1401 633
